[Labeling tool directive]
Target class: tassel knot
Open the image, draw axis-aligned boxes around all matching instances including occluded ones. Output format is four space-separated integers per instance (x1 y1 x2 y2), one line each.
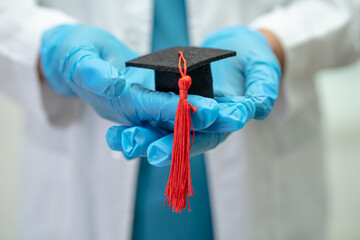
179 75 192 90
179 76 192 100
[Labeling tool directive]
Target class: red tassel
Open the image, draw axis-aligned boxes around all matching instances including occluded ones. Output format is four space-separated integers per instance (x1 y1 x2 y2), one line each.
164 51 197 213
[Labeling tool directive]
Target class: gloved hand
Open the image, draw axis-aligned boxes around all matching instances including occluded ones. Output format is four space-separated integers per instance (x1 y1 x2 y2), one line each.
106 26 281 166
40 24 229 128
203 25 281 121
106 125 229 166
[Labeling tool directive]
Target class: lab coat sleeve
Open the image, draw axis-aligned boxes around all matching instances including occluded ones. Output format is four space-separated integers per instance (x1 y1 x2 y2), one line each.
251 0 360 78
0 1 78 125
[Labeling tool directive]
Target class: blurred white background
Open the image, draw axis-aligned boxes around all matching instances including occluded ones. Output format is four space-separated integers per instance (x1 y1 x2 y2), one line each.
0 59 359 240
316 59 360 240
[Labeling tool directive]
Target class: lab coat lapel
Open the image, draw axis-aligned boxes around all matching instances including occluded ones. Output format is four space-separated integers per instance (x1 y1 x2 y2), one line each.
187 0 243 46
187 0 246 239
206 131 253 240
113 0 153 238
119 0 153 54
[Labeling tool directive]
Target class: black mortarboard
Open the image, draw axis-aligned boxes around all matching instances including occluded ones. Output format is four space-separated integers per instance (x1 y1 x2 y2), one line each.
125 46 236 98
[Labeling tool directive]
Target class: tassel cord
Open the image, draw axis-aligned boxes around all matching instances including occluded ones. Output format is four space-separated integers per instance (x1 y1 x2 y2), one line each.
164 51 196 213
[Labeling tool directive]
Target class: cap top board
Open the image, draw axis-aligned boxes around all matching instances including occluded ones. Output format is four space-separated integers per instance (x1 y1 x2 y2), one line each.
125 46 236 73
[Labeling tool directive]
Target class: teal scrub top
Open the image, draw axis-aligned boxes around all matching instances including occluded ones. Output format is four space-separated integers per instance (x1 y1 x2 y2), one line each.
131 0 214 239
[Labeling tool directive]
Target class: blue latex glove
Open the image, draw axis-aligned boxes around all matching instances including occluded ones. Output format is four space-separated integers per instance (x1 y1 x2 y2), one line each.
203 25 281 121
40 24 227 128
106 26 281 166
107 125 228 166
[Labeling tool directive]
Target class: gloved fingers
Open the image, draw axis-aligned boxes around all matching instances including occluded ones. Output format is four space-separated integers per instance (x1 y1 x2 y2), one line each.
106 126 127 152
201 96 256 132
62 47 126 98
106 125 169 159
244 56 281 120
106 123 229 167
147 132 229 167
202 26 281 120
128 84 221 130
216 96 256 120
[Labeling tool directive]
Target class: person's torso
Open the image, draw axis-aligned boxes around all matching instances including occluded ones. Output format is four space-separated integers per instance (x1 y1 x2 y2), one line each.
20 0 325 239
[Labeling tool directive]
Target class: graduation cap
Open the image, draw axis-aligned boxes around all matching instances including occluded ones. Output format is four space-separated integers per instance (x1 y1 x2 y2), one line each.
126 47 236 213
126 46 236 98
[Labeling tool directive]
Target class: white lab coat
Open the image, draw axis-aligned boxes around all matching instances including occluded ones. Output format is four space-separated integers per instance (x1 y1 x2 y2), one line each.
0 0 359 239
